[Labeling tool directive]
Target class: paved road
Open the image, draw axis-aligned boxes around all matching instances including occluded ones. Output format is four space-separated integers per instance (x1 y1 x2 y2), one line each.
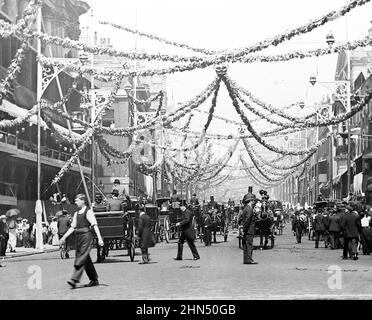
1 224 372 300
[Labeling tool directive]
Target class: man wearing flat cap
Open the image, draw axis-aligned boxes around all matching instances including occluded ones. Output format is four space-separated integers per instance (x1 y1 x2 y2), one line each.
174 200 200 261
240 191 258 264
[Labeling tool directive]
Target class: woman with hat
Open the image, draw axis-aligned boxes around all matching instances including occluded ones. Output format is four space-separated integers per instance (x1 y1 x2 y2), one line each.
174 200 200 261
59 194 104 288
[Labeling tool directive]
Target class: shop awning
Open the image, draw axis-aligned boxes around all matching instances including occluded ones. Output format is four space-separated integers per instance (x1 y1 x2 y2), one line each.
353 172 364 196
333 168 348 185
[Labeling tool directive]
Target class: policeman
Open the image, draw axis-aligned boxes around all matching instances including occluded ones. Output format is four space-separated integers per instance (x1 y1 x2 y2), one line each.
240 191 258 265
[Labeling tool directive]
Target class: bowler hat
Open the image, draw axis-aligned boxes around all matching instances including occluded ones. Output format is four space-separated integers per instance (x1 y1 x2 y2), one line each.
113 179 120 184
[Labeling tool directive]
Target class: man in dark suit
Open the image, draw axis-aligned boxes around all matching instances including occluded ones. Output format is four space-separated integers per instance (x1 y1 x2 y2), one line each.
174 200 200 260
340 206 361 260
190 194 199 206
313 209 327 248
292 211 304 244
0 214 9 257
207 196 218 211
328 209 341 249
240 192 258 264
138 210 155 264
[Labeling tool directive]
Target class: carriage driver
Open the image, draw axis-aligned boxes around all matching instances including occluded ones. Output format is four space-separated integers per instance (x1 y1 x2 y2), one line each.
240 191 258 265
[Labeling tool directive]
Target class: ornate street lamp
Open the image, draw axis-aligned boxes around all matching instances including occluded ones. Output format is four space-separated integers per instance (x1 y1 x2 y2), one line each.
79 52 89 65
326 31 335 46
309 75 317 86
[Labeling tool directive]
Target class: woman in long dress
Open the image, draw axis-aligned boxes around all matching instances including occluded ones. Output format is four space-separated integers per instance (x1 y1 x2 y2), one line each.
59 194 104 288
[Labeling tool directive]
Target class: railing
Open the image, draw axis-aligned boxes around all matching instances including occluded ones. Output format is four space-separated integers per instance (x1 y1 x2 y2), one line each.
0 130 91 167
0 181 17 197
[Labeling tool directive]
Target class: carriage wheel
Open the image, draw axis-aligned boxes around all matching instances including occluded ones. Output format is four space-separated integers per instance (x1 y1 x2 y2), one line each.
158 225 164 242
164 218 170 243
154 222 160 243
129 238 135 262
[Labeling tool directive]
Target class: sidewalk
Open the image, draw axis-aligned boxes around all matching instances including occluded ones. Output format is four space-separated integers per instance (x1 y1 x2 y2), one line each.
2 244 60 260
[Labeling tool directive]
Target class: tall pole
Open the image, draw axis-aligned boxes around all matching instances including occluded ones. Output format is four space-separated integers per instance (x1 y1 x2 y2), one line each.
35 5 43 251
90 9 95 200
346 50 352 196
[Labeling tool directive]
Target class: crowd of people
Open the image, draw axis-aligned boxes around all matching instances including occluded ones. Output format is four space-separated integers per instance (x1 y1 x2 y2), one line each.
289 198 372 260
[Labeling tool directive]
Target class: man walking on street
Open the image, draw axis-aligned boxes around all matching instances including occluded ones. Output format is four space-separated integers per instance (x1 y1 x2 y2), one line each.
240 191 258 264
292 211 304 244
328 209 341 250
341 206 361 260
313 208 327 248
174 200 200 261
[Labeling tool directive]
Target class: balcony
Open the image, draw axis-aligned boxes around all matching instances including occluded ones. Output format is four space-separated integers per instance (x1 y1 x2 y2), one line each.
0 130 91 172
0 181 17 206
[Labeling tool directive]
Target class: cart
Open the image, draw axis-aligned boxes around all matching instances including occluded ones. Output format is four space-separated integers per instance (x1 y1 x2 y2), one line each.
156 198 171 243
94 196 140 263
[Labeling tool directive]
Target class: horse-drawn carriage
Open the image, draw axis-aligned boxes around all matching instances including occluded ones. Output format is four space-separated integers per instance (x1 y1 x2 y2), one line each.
94 196 140 263
238 204 275 250
201 202 228 244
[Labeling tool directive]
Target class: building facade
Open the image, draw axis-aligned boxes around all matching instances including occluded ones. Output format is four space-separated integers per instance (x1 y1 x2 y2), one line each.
0 0 91 220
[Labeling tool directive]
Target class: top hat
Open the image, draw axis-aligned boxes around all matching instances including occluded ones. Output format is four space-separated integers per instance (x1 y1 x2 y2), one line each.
242 193 256 203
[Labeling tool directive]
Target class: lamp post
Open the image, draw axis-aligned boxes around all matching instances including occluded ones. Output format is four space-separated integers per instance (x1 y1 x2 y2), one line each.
309 31 351 197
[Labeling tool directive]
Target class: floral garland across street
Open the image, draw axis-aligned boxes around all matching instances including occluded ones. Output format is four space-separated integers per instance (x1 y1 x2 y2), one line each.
99 21 218 56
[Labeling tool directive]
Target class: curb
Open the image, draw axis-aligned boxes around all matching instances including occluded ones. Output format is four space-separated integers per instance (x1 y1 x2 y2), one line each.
2 247 60 260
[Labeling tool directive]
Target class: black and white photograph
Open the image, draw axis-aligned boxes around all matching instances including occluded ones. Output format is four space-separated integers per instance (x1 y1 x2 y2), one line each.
1 0 372 305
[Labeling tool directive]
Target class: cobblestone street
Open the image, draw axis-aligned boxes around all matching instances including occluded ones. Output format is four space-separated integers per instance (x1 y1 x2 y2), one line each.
1 224 372 300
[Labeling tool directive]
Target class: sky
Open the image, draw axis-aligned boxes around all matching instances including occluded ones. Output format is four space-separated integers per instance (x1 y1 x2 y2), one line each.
79 0 372 199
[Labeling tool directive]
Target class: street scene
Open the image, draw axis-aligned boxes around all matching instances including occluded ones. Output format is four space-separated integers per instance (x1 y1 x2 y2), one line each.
1 0 372 301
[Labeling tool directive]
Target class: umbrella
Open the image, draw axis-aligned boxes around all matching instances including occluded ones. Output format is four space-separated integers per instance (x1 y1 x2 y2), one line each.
5 208 20 218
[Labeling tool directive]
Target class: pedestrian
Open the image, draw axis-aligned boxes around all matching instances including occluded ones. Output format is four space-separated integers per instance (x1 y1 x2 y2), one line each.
240 191 258 264
58 210 71 258
137 210 155 264
313 208 327 248
174 200 200 261
59 194 104 289
328 209 341 249
292 211 304 244
21 219 32 248
0 215 9 256
203 211 212 246
340 206 361 260
258 211 272 249
359 210 371 255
